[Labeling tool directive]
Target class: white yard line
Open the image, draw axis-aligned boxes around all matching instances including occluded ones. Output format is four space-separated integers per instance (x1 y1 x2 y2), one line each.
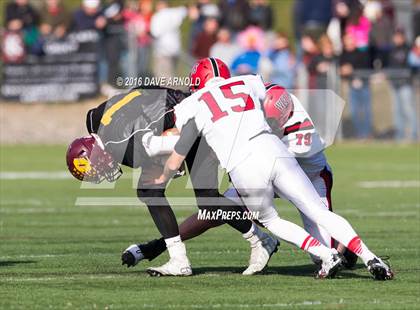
0 171 133 180
1 203 419 217
0 254 70 259
0 247 416 262
0 198 45 207
1 274 129 282
0 171 71 180
75 197 209 209
139 300 415 308
140 301 325 308
1 171 419 190
351 163 419 172
358 180 420 188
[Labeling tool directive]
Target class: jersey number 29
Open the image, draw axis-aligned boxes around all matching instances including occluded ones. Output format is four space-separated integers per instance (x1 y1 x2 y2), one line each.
199 80 256 122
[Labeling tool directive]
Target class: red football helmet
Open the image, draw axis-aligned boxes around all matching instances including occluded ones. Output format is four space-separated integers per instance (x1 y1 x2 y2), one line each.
263 83 294 129
190 57 231 92
66 134 122 183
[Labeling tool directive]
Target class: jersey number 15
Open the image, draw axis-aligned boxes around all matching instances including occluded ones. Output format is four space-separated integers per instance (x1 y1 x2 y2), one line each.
199 80 256 122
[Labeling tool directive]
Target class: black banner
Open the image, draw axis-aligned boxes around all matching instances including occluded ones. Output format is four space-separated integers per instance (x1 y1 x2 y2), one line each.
1 30 100 102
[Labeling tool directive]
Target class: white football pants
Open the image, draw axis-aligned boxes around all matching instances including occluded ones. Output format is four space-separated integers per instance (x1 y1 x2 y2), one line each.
229 134 358 250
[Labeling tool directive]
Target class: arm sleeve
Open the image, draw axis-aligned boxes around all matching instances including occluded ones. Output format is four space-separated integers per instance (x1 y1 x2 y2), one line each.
174 119 199 156
174 98 196 130
142 132 180 157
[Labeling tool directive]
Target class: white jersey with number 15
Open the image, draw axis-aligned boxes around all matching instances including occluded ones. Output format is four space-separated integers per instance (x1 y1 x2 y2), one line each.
175 75 270 172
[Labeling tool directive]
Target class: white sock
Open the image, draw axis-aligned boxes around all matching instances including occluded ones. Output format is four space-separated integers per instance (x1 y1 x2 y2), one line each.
165 235 187 260
347 236 376 265
242 223 264 247
300 236 334 262
264 217 333 261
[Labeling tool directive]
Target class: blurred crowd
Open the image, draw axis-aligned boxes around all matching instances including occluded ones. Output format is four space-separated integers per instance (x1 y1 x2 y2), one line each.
2 0 420 141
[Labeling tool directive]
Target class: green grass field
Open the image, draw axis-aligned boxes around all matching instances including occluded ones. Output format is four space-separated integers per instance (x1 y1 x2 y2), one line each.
0 143 419 309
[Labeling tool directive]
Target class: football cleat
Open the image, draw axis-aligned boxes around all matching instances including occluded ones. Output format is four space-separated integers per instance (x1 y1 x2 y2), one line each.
147 257 192 277
242 233 279 275
367 257 394 280
121 244 144 268
316 249 343 279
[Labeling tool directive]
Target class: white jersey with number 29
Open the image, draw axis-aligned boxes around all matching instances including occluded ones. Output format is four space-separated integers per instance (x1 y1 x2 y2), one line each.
175 75 270 172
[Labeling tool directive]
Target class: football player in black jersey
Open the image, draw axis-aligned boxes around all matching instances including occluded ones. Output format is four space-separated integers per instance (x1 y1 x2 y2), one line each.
66 86 278 276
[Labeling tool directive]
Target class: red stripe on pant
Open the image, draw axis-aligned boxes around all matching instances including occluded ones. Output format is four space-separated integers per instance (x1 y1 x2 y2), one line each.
320 166 335 248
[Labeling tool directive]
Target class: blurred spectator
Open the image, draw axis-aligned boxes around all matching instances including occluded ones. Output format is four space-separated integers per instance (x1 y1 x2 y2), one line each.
292 0 303 56
231 25 264 75
249 0 273 31
188 0 220 51
39 0 71 39
237 25 265 51
71 0 107 31
218 0 250 34
5 0 40 54
308 35 336 89
301 34 320 89
72 0 107 89
414 0 420 38
150 0 187 78
340 33 372 139
345 3 371 51
123 0 153 77
209 28 242 67
103 0 126 86
192 17 219 59
296 0 332 40
306 35 338 130
333 0 353 33
231 49 260 75
408 36 420 70
388 30 418 141
368 1 394 68
265 32 296 89
329 0 363 54
5 0 39 31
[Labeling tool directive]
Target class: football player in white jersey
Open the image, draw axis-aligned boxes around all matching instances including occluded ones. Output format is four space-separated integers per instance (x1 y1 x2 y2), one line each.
152 57 393 280
226 83 357 268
